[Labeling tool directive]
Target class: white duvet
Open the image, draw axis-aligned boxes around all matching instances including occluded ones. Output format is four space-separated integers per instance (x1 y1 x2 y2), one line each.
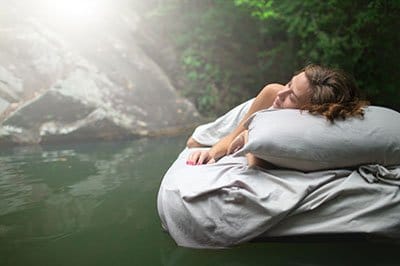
157 100 400 249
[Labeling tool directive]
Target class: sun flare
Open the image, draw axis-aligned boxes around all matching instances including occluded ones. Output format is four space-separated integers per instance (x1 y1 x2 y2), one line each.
33 0 112 28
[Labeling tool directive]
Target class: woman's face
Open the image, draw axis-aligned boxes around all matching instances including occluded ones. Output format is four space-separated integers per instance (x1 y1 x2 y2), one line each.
272 72 311 109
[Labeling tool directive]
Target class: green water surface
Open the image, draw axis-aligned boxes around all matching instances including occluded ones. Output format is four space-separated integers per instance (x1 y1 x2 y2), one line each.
0 135 398 266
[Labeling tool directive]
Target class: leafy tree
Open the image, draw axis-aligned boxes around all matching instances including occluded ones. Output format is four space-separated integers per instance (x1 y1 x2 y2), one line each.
141 0 400 115
140 0 269 116
234 0 400 108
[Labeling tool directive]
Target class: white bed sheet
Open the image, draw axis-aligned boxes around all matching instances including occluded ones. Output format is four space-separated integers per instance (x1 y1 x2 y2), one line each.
158 148 400 248
157 101 400 248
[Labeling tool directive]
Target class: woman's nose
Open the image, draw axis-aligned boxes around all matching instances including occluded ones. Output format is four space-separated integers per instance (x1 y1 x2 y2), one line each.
278 88 291 99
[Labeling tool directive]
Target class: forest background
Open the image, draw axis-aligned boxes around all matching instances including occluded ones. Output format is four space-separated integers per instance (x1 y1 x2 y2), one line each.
138 0 399 117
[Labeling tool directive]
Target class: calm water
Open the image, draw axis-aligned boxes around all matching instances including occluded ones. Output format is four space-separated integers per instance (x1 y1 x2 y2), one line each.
0 135 398 266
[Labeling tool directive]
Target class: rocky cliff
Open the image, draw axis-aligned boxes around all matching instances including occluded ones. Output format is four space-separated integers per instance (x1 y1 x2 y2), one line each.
0 0 200 146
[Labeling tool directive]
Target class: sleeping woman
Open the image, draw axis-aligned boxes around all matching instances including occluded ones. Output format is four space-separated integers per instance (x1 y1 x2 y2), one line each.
186 64 369 167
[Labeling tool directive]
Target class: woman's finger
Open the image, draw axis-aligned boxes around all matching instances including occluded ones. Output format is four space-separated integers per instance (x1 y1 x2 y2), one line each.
197 151 210 165
207 158 216 164
228 135 242 154
187 150 200 165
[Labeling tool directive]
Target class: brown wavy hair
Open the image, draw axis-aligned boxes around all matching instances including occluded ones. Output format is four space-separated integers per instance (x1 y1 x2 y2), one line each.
301 64 369 122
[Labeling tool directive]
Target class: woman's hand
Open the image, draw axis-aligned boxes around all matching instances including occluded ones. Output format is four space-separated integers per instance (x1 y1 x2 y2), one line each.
186 134 233 165
187 150 216 165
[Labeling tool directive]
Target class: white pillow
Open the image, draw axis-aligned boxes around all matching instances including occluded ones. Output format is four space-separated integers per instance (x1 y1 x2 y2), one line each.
236 106 400 171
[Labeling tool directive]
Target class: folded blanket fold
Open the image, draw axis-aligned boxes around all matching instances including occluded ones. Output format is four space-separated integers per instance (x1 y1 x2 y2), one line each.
358 164 400 186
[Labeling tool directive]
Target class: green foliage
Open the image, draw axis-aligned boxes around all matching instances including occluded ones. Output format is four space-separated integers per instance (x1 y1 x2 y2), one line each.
181 51 220 113
141 0 267 116
234 0 400 108
176 0 268 116
234 0 277 19
142 0 400 115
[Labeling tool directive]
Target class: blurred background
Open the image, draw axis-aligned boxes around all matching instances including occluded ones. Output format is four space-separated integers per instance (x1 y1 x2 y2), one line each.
0 0 399 146
141 0 400 116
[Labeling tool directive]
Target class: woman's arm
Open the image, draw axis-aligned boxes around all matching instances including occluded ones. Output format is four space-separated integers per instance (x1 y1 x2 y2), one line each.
187 83 285 165
186 137 204 148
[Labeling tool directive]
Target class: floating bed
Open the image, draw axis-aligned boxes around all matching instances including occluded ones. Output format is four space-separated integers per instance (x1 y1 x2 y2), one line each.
157 101 400 248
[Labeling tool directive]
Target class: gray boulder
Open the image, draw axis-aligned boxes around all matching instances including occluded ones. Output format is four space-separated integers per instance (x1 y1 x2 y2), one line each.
0 1 200 145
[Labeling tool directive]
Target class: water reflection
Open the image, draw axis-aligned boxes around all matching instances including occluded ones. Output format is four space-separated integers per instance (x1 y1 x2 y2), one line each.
0 136 399 266
0 137 184 244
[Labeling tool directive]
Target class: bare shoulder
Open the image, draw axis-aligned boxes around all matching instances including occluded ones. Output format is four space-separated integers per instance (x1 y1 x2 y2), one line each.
260 83 286 97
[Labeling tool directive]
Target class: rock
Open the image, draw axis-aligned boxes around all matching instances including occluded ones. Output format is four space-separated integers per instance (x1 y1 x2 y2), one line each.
0 1 200 146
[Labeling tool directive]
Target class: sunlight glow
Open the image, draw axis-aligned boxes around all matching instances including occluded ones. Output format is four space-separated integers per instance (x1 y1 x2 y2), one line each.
34 0 112 28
